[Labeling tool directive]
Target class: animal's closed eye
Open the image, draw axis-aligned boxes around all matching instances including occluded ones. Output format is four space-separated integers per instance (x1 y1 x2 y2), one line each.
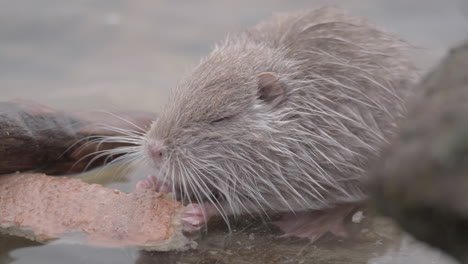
211 116 230 124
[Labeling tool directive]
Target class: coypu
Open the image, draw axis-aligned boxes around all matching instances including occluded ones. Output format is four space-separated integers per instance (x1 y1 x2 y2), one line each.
116 6 419 241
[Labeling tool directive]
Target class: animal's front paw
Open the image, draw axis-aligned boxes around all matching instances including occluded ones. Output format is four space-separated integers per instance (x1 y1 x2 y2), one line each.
181 203 218 232
135 175 170 193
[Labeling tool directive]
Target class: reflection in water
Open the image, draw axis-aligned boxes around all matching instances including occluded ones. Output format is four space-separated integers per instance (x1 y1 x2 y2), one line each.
9 243 140 264
368 236 457 264
0 213 460 264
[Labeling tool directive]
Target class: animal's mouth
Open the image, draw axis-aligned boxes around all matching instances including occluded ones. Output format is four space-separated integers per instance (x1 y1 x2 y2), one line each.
156 169 226 205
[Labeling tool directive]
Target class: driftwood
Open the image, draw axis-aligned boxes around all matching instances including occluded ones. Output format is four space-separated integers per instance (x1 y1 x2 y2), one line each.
0 100 156 175
371 42 468 263
0 173 193 251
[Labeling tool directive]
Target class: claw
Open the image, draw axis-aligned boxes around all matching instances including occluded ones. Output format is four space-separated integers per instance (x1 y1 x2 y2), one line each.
135 175 170 193
181 203 218 232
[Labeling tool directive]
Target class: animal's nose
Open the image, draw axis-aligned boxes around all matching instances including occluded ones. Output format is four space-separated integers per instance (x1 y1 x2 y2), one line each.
148 140 165 162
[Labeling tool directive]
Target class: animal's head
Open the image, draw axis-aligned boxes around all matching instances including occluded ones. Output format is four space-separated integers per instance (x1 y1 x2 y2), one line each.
143 43 292 217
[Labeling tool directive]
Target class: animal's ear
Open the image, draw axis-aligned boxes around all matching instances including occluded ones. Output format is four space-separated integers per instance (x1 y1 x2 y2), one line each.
257 72 286 107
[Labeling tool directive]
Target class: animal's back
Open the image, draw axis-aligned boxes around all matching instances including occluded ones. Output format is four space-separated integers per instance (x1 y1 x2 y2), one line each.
238 7 420 208
247 7 418 101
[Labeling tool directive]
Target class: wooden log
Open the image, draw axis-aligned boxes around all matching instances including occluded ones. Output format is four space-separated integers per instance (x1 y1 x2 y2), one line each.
0 100 156 175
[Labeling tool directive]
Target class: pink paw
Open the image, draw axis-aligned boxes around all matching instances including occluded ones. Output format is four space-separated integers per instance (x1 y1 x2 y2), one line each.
181 203 218 232
135 175 170 193
273 205 355 242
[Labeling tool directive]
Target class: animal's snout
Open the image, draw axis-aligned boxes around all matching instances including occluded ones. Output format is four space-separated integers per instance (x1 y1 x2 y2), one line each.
148 140 165 163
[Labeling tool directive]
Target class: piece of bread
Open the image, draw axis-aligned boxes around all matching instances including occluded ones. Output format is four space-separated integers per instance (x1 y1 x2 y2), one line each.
0 173 195 251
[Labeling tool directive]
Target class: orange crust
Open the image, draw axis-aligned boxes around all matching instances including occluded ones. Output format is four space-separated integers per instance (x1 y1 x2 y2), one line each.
0 173 194 251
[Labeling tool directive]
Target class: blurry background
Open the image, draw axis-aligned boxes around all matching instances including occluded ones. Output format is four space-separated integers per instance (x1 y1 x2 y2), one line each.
1 0 467 113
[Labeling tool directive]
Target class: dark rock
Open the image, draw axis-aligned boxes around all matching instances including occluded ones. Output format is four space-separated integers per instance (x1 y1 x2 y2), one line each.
370 41 468 263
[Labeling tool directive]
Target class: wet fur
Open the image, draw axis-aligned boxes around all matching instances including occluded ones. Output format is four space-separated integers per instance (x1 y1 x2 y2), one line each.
104 7 419 224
